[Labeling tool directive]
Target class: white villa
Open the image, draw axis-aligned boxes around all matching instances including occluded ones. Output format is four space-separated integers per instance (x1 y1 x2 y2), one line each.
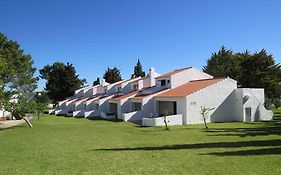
50 67 273 126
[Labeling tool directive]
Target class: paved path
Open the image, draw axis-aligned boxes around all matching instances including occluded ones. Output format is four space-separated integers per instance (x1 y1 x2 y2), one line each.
0 118 30 129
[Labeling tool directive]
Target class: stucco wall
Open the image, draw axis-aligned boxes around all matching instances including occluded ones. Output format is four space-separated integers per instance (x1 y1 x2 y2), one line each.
171 68 213 89
184 78 237 124
142 114 183 126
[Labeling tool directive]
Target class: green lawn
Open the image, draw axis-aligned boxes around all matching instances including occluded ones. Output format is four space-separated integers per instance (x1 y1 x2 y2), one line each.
0 115 281 175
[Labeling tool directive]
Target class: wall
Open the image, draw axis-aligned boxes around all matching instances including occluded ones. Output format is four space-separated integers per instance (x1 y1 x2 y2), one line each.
142 114 183 126
184 78 237 124
171 68 213 89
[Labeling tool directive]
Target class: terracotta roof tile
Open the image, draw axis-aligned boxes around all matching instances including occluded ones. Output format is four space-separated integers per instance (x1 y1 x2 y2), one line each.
156 67 192 79
132 87 169 100
110 88 145 101
156 78 226 97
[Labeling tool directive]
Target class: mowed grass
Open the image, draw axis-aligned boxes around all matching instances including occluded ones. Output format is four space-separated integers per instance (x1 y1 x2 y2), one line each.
0 115 281 175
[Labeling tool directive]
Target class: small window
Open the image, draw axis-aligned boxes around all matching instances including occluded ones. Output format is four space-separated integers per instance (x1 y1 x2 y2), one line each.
160 80 166 86
167 80 170 84
117 87 121 92
84 104 87 110
133 84 137 90
95 103 99 110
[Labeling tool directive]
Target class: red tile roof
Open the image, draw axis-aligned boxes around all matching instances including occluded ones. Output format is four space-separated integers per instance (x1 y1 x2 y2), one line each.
156 78 226 97
110 89 145 101
156 67 192 79
131 87 170 100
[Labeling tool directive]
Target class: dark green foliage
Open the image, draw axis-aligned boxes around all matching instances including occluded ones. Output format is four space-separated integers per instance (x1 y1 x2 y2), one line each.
131 59 145 78
0 33 38 97
35 91 52 104
203 46 281 104
203 46 241 80
103 67 122 84
39 62 86 103
93 77 100 86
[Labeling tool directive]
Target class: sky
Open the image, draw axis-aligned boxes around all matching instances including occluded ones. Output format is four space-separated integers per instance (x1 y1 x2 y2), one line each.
0 0 281 90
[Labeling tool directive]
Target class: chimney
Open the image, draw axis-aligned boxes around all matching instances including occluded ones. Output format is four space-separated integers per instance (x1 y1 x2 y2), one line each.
102 79 107 86
148 67 156 86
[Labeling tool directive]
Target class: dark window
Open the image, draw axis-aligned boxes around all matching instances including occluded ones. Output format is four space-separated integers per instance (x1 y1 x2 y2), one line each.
160 80 166 86
167 80 170 84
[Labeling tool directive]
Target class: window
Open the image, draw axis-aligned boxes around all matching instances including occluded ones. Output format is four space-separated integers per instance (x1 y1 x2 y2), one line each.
167 80 170 84
95 103 99 110
160 80 166 86
133 102 142 111
133 84 138 90
84 104 87 110
117 87 121 92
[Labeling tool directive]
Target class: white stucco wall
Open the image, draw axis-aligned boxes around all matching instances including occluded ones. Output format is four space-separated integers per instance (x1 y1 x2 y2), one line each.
142 114 183 126
184 78 237 124
171 68 213 89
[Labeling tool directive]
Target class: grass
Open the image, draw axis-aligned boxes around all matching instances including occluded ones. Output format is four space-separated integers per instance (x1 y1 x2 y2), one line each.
0 115 281 175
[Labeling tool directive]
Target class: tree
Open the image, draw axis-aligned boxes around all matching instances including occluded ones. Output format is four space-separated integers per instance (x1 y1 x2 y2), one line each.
131 59 145 78
203 46 241 80
203 46 281 106
239 49 281 99
200 106 215 129
93 77 100 86
0 33 38 98
103 67 122 84
39 62 86 103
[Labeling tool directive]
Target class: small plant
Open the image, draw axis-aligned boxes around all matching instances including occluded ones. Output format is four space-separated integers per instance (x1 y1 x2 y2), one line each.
163 110 170 130
200 106 215 129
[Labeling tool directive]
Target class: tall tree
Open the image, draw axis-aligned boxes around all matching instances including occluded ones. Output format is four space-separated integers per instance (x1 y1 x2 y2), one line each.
203 46 241 80
39 62 86 103
239 49 281 99
131 59 145 78
93 77 100 86
0 33 38 98
203 46 281 105
103 67 122 84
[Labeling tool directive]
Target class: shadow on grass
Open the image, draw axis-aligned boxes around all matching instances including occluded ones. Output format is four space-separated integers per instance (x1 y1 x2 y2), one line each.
94 139 281 154
205 120 281 137
86 117 122 123
203 147 281 156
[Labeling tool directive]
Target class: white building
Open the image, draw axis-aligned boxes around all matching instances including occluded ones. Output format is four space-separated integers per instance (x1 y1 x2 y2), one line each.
53 67 273 126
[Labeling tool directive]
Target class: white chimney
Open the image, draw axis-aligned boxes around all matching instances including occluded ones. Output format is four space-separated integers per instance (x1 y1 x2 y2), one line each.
149 67 157 86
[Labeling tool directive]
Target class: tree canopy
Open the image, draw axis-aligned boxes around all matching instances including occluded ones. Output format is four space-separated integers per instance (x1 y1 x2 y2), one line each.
39 62 86 103
93 77 100 86
131 59 145 78
103 67 122 84
0 33 38 99
203 46 281 106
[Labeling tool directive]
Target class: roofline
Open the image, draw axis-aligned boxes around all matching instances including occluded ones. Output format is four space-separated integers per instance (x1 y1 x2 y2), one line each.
155 67 193 79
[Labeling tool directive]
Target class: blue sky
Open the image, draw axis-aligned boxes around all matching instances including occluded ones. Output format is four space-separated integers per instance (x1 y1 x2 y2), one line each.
0 0 280 90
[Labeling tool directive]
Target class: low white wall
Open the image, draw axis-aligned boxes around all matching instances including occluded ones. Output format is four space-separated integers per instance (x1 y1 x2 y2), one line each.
122 111 143 121
0 110 11 118
85 110 100 118
73 110 85 117
142 114 183 126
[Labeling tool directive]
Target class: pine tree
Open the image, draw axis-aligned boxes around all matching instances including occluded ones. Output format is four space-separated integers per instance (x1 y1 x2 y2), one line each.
39 62 86 103
103 67 122 84
131 59 145 78
93 77 100 86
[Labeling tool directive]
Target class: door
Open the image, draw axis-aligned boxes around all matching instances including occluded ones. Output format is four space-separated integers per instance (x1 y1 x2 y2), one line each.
245 107 251 122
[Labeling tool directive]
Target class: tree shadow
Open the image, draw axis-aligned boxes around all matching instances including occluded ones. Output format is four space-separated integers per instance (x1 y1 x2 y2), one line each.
203 147 281 156
205 120 281 137
93 139 281 154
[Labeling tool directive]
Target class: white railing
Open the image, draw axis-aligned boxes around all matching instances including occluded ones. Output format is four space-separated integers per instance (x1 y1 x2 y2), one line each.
142 114 183 126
